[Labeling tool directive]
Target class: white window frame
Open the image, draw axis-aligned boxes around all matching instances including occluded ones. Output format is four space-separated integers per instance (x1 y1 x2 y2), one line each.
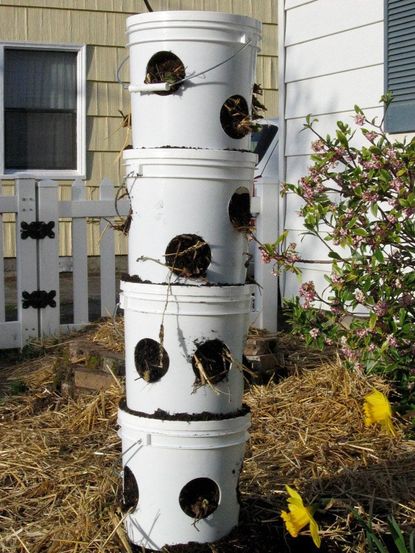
0 41 86 179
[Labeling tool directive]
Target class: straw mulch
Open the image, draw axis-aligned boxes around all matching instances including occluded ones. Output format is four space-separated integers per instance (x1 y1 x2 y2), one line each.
0 322 414 553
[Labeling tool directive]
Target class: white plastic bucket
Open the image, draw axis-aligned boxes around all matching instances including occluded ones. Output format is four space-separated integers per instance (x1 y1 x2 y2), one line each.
126 11 261 150
124 149 256 284
120 280 253 415
118 405 250 549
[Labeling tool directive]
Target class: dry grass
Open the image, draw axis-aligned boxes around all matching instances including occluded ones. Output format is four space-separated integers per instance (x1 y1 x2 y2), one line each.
243 362 415 550
0 321 414 552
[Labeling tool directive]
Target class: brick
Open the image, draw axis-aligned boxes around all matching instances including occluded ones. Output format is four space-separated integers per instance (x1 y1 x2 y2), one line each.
73 366 115 392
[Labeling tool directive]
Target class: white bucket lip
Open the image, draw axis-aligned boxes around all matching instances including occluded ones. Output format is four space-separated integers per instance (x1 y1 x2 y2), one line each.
118 400 251 434
126 10 262 32
123 148 257 165
120 278 255 298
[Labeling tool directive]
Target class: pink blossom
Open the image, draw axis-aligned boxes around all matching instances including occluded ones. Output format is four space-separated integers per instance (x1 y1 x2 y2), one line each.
373 300 388 317
385 148 397 160
331 273 344 285
309 328 320 339
334 146 347 158
364 131 378 142
362 158 382 170
362 191 379 202
386 334 398 348
355 327 369 338
391 178 404 192
260 249 271 264
354 289 365 303
311 139 325 153
354 113 365 126
330 304 344 316
299 281 316 308
386 213 397 224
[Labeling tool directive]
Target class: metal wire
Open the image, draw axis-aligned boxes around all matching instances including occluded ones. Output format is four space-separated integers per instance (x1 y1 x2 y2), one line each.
115 39 252 91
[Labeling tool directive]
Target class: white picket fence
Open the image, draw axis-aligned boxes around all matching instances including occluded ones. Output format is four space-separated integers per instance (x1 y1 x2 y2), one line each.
0 178 129 349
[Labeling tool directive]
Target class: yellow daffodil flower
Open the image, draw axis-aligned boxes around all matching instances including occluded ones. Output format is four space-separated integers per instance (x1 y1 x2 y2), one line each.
281 485 321 548
363 388 396 436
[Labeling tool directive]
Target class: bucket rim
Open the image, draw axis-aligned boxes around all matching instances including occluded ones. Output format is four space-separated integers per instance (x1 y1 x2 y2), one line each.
126 11 262 31
123 148 257 164
120 279 255 298
118 402 251 434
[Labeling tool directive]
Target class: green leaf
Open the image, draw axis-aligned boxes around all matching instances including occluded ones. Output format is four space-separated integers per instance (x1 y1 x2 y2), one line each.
369 313 378 330
370 203 379 217
388 517 410 553
328 251 342 260
373 249 384 263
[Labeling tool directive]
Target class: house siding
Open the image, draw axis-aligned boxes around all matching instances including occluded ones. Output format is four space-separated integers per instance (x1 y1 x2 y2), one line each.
280 0 384 300
1 0 277 256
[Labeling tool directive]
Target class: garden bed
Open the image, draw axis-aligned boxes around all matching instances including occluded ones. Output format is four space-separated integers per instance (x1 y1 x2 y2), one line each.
0 321 414 552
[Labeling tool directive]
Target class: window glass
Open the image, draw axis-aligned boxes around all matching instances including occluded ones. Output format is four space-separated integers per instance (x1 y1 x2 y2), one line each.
4 49 77 170
251 124 278 163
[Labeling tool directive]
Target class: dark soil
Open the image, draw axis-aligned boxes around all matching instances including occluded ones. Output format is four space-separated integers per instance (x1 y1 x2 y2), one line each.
179 478 219 519
119 399 250 421
134 338 169 382
122 466 139 511
192 339 231 385
129 496 332 553
220 95 250 139
228 191 252 230
165 234 211 278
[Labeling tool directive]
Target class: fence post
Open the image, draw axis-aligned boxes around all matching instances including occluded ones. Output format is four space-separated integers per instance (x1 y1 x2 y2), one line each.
251 180 279 333
37 179 60 338
99 178 117 317
16 178 39 346
72 178 89 324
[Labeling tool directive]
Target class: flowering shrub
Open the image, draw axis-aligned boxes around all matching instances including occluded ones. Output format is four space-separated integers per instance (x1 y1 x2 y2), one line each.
261 94 415 409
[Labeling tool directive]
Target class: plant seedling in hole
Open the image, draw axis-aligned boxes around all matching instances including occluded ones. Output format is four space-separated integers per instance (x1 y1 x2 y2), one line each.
144 51 186 94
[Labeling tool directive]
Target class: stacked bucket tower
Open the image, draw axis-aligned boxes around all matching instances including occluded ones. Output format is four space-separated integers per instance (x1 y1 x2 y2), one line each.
117 10 262 550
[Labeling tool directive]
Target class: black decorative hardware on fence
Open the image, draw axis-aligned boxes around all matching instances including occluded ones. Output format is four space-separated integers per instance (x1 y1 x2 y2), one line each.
20 221 55 240
22 290 57 309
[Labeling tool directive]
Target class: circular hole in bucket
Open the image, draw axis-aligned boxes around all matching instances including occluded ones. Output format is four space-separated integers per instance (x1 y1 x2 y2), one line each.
134 338 169 383
228 188 252 231
192 339 232 385
165 234 211 278
144 51 186 95
220 95 250 139
122 466 139 511
179 478 220 519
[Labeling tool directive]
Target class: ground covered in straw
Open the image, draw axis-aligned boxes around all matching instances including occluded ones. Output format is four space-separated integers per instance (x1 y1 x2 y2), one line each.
0 321 414 553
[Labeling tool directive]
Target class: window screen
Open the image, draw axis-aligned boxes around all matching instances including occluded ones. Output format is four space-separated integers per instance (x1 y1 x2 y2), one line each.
4 49 77 170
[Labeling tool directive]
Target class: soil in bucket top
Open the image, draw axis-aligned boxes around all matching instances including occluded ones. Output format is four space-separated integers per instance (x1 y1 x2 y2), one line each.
179 477 220 520
228 190 252 231
119 399 250 421
144 51 186 95
192 339 232 386
134 338 169 382
165 234 211 278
